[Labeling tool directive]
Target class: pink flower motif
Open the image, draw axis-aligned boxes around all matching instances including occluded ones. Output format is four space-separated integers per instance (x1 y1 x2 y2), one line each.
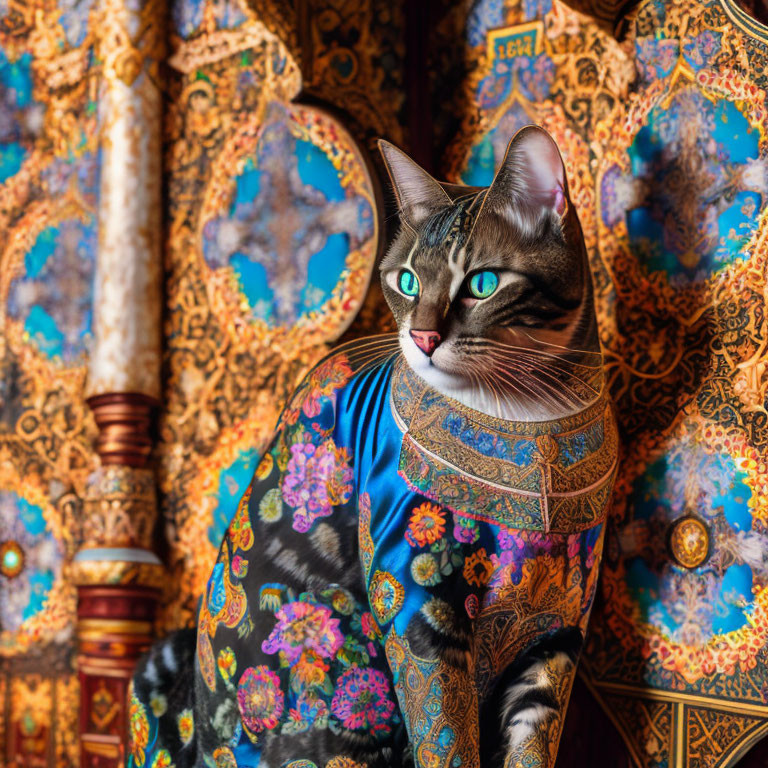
497 528 524 551
282 439 354 533
262 601 344 665
527 531 557 554
236 666 284 737
453 513 479 544
231 554 247 578
488 549 524 594
331 667 395 734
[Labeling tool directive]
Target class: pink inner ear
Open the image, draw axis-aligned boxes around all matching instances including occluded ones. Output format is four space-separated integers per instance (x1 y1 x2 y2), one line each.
519 133 566 213
553 184 566 216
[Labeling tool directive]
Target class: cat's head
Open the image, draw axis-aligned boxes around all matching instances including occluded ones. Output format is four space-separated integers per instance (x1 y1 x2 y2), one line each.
378 126 601 420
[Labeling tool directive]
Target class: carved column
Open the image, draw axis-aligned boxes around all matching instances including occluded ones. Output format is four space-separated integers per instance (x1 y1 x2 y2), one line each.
72 0 165 764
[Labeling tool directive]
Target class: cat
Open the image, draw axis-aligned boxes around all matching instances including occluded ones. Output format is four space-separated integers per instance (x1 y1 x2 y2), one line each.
128 125 617 768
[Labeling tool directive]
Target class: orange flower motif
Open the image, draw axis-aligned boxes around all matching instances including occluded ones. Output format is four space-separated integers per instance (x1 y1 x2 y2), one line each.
151 750 174 768
325 758 367 768
463 548 494 587
293 649 330 687
177 709 194 745
406 503 446 547
217 647 237 682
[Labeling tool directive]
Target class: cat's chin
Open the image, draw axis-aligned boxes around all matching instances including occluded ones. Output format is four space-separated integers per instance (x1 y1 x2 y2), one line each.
399 335 584 422
400 336 513 420
400 336 468 390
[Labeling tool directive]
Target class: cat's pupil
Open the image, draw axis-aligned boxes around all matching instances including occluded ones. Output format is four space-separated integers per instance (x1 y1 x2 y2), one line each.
399 269 419 297
469 270 499 299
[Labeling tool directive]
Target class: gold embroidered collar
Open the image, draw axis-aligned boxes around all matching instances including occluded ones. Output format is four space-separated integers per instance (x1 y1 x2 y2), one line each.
389 357 618 533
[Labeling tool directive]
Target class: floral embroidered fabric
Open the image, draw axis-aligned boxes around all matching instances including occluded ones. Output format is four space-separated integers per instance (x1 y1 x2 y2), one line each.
130 349 617 767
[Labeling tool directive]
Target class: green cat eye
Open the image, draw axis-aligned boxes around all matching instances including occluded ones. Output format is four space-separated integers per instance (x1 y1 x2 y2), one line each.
398 269 420 297
468 270 499 299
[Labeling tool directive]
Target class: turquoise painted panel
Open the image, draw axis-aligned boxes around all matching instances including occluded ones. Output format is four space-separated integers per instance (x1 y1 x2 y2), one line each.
208 449 260 547
202 102 375 328
624 92 762 282
0 50 37 182
7 209 97 364
624 441 761 644
0 491 62 633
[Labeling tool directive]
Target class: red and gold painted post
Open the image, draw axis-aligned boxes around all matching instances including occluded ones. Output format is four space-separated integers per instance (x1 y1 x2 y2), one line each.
72 427 163 767
72 0 165 762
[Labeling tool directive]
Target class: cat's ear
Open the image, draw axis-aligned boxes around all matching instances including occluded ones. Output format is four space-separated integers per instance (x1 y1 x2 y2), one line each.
378 140 450 228
485 125 568 218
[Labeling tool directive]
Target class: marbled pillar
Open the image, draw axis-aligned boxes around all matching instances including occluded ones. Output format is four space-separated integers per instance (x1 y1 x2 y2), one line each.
88 0 163 401
74 0 165 764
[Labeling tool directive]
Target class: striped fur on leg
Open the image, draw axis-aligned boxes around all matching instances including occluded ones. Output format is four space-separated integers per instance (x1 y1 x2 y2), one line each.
481 628 583 768
129 628 198 768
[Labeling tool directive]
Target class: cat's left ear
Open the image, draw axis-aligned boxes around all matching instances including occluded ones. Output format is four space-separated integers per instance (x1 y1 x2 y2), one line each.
485 125 569 218
378 140 451 228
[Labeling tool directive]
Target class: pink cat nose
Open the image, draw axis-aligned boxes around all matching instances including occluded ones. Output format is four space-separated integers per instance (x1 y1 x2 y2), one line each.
409 330 441 356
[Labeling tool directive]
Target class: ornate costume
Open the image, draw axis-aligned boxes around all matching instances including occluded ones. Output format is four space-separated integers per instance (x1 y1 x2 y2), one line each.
129 348 617 767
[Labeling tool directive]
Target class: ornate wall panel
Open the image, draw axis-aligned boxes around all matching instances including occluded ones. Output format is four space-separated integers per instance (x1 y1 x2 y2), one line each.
157 0 400 634
444 0 768 765
298 0 407 148
586 4 768 765
0 0 101 761
298 0 406 339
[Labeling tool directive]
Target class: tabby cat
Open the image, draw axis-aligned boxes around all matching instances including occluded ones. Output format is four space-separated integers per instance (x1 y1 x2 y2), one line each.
128 126 617 768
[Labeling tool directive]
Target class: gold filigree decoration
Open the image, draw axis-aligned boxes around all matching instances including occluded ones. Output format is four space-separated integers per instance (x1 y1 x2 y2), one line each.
81 466 158 551
669 516 710 569
90 682 120 732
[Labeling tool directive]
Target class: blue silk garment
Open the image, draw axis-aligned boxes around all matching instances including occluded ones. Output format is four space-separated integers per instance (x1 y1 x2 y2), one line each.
130 346 618 768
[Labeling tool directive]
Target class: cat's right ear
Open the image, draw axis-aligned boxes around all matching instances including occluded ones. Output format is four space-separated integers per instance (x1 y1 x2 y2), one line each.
482 126 569 220
378 140 450 229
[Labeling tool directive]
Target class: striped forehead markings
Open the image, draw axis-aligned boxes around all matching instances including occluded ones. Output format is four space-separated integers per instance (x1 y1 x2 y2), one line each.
407 189 487 297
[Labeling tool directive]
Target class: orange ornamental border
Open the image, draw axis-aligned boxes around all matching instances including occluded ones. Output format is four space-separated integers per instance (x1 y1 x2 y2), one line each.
593 41 768 684
601 413 768 687
0 140 96 658
592 66 768 317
